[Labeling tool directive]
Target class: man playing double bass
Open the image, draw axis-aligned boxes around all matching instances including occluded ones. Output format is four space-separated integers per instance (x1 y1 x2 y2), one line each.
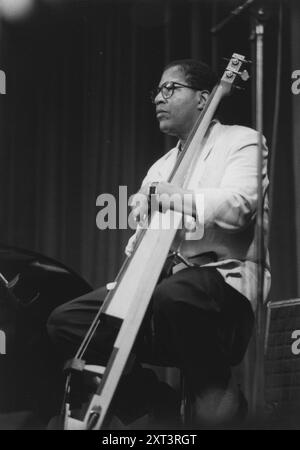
47 59 270 427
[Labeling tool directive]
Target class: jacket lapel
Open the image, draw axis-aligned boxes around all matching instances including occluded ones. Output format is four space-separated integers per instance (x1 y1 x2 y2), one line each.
188 121 223 187
156 148 178 181
200 120 222 161
156 121 224 183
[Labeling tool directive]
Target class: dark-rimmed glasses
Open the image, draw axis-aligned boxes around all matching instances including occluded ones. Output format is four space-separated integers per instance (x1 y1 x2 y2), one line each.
150 81 199 103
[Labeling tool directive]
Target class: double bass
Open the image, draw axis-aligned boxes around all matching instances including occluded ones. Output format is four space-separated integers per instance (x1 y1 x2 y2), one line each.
63 54 249 430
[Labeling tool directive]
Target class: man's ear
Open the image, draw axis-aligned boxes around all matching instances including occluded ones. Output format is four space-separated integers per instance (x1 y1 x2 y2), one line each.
197 90 209 110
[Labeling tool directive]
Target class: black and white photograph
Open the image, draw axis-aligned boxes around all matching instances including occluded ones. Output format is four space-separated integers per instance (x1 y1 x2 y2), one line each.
0 0 299 432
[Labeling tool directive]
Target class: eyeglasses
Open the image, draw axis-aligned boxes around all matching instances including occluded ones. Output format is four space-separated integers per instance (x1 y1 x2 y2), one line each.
150 81 199 103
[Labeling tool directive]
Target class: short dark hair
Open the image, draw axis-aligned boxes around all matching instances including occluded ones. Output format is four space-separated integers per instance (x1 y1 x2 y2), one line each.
163 59 218 92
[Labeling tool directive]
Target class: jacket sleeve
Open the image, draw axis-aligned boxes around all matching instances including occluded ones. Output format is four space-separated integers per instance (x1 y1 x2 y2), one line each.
194 129 269 232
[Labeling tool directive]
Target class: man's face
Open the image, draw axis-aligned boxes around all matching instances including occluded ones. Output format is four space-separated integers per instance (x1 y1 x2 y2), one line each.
154 65 205 141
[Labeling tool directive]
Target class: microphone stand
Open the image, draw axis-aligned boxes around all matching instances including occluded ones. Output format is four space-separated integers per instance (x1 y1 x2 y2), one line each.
250 4 269 418
211 1 270 419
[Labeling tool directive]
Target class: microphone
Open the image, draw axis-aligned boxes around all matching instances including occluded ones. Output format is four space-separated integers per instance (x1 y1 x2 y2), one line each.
211 0 255 34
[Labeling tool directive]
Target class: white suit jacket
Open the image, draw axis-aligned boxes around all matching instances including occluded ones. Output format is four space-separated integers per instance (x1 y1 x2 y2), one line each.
138 121 271 310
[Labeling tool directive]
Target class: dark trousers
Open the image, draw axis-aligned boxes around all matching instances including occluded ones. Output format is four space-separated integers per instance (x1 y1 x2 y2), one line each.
47 267 254 420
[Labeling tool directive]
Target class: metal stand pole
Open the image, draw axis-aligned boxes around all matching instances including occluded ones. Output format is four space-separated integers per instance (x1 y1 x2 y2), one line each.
252 17 266 416
211 0 272 419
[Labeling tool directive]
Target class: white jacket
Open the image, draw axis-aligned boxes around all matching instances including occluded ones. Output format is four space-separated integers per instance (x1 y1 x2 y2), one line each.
131 121 271 310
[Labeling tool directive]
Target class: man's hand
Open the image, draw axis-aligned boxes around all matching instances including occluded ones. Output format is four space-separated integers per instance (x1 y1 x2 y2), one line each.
131 181 197 222
129 191 149 225
125 233 138 257
125 180 198 256
135 181 177 215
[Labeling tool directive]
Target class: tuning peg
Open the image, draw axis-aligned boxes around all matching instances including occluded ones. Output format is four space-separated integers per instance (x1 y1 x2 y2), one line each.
224 68 250 81
222 57 240 65
222 57 252 65
239 69 250 81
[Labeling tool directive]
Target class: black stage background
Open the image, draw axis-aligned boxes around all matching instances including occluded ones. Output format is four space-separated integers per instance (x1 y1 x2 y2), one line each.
0 0 299 429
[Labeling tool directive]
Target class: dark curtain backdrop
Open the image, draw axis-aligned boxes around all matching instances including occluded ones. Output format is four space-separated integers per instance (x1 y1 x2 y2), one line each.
0 0 299 415
1 0 297 302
